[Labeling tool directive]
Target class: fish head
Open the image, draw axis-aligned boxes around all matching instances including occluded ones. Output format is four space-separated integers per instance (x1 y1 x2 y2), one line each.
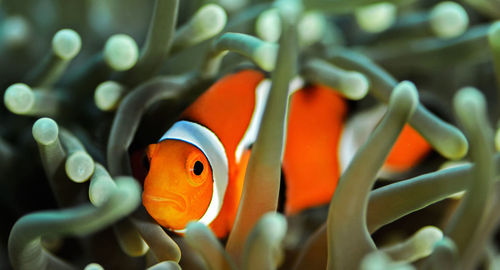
142 139 214 231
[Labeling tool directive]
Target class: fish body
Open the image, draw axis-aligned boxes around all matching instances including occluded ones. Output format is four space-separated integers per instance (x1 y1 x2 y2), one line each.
142 69 430 237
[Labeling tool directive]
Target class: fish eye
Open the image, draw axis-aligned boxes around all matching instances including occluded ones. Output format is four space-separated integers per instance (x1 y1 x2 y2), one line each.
193 161 203 175
185 150 212 187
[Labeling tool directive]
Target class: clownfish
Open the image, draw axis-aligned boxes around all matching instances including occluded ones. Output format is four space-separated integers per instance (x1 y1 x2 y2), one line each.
141 69 431 238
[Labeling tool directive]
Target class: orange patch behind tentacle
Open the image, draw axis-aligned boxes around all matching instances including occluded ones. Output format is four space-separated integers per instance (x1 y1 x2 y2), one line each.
282 84 348 215
385 125 431 173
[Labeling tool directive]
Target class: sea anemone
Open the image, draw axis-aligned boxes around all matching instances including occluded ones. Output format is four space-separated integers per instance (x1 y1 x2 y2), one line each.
2 0 500 269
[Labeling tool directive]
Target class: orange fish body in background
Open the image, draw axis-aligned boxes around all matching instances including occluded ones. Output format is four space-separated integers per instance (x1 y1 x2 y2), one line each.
142 69 431 238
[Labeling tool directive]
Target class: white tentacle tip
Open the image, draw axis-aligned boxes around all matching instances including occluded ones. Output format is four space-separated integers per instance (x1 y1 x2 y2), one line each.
185 222 209 242
195 4 227 39
411 226 443 258
355 2 397 33
390 80 419 115
104 34 139 71
32 117 59 145
4 83 34 114
94 81 125 111
52 29 82 60
256 8 281 42
89 178 117 207
453 87 486 117
114 176 142 206
259 212 287 240
341 72 369 100
361 251 415 270
66 151 95 183
298 12 326 46
84 263 104 270
430 1 469 39
254 42 278 72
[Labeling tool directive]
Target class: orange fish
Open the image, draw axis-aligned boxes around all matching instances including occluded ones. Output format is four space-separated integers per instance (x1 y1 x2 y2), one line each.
142 69 431 237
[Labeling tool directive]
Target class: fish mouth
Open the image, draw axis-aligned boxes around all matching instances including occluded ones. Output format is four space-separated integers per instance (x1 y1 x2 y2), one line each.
143 192 187 213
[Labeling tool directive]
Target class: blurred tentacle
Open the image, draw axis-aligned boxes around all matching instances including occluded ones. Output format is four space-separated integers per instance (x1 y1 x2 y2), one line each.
446 87 495 269
121 0 179 86
225 4 300 262
8 177 141 270
380 226 443 263
146 261 182 270
185 222 237 270
327 81 419 270
241 213 287 270
24 29 81 88
327 48 468 160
